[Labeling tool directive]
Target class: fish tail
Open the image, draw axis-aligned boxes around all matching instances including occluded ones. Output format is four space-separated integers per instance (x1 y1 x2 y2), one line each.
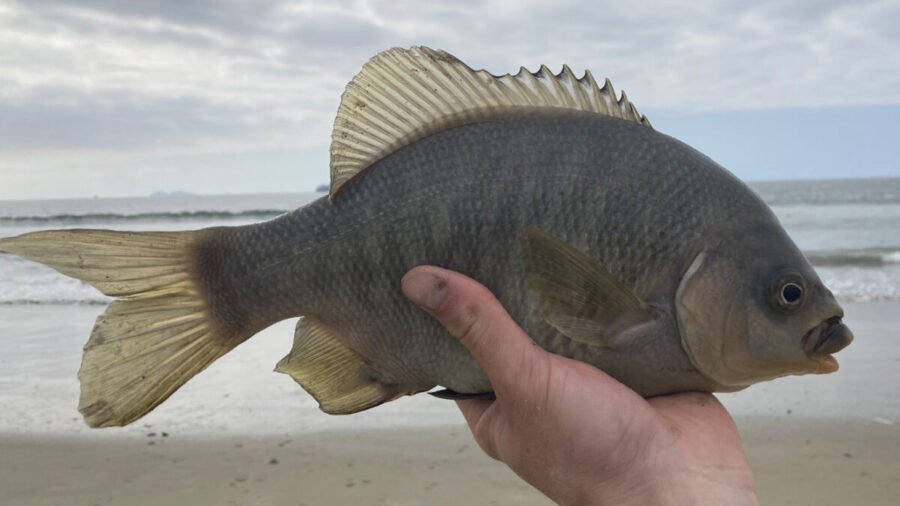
0 228 248 428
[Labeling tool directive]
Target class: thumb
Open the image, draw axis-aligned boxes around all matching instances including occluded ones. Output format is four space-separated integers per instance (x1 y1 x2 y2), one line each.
401 266 548 400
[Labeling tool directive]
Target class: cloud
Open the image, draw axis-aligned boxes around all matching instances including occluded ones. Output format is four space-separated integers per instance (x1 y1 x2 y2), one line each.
0 0 897 197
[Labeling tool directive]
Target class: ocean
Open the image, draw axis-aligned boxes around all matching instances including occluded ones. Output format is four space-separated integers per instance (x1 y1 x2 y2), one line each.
0 178 898 437
1 178 899 305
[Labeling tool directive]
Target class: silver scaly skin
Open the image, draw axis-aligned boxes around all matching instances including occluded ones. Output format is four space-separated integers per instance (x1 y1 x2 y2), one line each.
211 112 754 396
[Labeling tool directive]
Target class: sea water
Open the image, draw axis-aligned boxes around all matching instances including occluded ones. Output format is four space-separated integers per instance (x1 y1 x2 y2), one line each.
1 178 899 305
0 178 898 435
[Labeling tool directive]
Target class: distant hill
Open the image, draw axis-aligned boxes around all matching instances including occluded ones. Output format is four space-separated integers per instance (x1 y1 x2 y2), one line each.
151 191 196 198
315 184 329 193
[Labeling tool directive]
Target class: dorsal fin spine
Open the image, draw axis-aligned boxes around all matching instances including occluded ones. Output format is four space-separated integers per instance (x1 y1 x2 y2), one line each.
545 65 574 108
508 69 538 106
562 65 589 110
584 70 603 112
602 78 617 114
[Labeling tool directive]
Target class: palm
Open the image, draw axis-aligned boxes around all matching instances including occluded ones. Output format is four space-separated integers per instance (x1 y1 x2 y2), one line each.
402 266 758 505
458 353 752 504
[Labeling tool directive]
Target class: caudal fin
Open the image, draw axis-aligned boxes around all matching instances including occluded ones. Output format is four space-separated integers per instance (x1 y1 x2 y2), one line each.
0 229 240 428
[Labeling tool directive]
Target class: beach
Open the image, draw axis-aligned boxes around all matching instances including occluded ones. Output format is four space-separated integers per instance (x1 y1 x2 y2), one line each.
0 0 897 501
1 181 899 504
1 418 898 506
1 301 898 505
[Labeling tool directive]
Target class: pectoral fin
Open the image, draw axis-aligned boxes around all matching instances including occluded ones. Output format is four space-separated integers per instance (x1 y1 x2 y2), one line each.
521 226 652 347
275 318 413 414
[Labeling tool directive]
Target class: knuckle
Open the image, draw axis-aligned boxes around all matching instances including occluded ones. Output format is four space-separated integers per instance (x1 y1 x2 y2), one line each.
474 433 500 461
472 417 501 461
450 300 494 348
502 350 550 416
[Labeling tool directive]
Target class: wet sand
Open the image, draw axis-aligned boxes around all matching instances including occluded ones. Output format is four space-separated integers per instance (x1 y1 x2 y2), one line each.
1 416 898 506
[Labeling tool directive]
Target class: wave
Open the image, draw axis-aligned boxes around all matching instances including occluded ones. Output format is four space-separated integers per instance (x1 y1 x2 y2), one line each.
751 177 900 206
0 299 109 306
0 209 288 225
3 246 899 306
806 247 900 267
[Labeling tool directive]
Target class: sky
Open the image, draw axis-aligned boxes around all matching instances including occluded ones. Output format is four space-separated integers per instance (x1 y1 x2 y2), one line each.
0 0 898 200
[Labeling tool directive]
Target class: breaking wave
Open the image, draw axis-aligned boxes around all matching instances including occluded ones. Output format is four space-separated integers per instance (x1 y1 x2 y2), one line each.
806 248 900 267
2 249 898 305
0 209 288 225
0 299 108 306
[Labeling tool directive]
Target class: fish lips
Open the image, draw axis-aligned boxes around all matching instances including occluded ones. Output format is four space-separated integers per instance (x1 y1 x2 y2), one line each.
802 317 854 372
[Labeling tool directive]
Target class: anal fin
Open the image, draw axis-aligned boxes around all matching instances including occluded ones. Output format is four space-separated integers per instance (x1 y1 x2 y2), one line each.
275 318 410 414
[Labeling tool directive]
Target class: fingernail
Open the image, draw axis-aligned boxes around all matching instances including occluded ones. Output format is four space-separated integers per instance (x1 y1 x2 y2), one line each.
403 271 448 311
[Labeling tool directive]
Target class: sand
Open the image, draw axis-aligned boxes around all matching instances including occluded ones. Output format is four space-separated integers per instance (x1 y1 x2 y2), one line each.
1 416 897 506
1 302 898 505
742 417 900 506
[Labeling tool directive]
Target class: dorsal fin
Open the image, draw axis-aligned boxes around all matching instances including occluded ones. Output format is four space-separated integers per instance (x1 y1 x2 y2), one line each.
329 46 651 196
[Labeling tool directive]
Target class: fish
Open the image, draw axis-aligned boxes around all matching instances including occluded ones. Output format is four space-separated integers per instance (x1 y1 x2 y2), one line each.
0 46 854 428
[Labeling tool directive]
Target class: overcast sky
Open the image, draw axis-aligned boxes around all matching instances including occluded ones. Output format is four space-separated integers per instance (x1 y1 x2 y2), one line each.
0 0 898 199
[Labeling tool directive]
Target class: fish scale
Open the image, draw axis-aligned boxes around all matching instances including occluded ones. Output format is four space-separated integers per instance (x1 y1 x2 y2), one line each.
224 112 738 395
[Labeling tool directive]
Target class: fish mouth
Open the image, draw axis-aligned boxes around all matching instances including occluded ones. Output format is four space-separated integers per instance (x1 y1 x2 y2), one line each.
802 316 854 373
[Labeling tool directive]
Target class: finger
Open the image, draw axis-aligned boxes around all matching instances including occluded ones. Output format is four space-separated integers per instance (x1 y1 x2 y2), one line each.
401 266 547 399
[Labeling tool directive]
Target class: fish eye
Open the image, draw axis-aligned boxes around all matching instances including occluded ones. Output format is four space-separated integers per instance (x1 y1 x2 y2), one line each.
781 283 803 304
769 270 806 312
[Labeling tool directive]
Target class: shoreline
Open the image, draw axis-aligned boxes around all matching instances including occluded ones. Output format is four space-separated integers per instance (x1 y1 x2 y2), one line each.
2 300 898 438
1 300 898 504
1 416 898 505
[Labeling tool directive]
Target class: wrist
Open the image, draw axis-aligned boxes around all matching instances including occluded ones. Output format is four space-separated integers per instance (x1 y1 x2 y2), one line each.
554 452 758 506
634 466 758 506
586 464 758 506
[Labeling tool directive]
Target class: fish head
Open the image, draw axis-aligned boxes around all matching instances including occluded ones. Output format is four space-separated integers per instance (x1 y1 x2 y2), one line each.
675 225 853 390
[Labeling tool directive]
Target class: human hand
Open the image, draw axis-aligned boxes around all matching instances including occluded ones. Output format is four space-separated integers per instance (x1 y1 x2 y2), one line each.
402 266 759 506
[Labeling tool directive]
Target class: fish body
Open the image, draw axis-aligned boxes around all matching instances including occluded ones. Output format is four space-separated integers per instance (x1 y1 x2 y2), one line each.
0 47 853 427
225 112 748 396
